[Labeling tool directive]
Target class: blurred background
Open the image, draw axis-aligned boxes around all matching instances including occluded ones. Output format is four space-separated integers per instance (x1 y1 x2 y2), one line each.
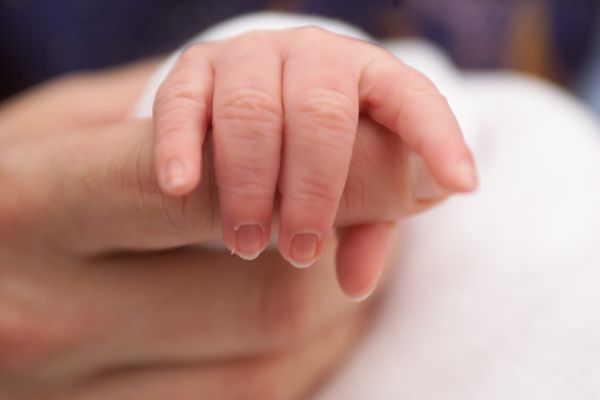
1 0 600 113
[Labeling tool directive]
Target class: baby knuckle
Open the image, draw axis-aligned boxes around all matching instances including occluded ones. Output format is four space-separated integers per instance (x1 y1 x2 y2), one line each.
394 84 448 138
295 25 329 41
290 175 340 211
221 169 274 198
230 30 272 48
219 186 272 216
362 43 395 62
217 87 282 128
298 89 356 134
398 70 446 104
219 122 281 153
154 82 207 116
157 76 201 100
407 84 447 105
178 42 211 64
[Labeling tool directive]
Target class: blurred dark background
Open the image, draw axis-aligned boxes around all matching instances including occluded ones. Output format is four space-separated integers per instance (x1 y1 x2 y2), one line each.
1 0 600 111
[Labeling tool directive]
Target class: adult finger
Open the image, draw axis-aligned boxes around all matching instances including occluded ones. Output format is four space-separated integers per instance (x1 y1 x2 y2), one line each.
69 308 366 400
6 118 445 255
211 33 283 260
152 44 215 196
0 59 161 142
334 118 446 301
2 119 220 255
0 240 356 383
335 221 398 301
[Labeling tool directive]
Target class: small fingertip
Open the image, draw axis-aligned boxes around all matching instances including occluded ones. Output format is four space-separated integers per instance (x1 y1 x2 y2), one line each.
455 157 479 192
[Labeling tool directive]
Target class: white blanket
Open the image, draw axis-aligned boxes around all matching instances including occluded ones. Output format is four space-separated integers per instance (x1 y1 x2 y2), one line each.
136 13 600 399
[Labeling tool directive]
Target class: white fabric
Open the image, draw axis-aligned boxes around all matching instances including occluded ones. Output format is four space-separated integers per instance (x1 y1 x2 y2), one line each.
135 13 600 399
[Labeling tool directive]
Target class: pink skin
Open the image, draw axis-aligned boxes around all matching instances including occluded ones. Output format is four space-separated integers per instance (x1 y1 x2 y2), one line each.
152 27 478 300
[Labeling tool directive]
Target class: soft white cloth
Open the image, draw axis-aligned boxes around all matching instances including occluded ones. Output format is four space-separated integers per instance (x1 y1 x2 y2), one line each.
136 13 600 399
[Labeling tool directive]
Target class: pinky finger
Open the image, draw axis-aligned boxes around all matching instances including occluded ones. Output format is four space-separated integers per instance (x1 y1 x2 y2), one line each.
359 51 478 193
152 45 215 196
335 221 398 301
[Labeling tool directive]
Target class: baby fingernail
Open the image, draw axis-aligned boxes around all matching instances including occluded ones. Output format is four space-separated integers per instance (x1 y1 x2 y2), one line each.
162 158 188 193
233 224 264 261
408 152 448 201
288 232 320 269
456 157 479 191
351 286 377 303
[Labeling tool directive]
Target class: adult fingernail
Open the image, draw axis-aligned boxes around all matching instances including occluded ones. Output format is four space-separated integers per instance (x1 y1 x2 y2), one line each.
233 224 264 261
162 158 188 193
288 232 320 269
456 157 479 191
408 152 448 201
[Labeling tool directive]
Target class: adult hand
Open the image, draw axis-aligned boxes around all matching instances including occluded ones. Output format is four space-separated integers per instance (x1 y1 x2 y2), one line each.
0 69 446 399
0 59 160 138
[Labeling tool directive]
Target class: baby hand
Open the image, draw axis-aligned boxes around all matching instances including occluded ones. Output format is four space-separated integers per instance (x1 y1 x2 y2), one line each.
151 27 477 269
